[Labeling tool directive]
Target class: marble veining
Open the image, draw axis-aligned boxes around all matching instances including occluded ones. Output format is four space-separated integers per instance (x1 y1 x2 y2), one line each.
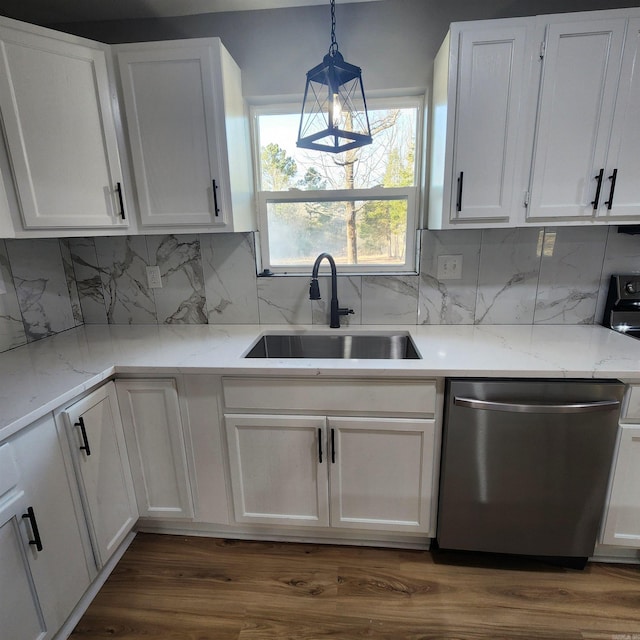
418 229 481 325
69 238 109 324
257 276 312 324
534 227 607 325
0 240 26 351
147 235 206 324
94 236 157 324
6 238 76 341
475 228 542 324
362 275 419 324
202 233 259 324
59 239 84 326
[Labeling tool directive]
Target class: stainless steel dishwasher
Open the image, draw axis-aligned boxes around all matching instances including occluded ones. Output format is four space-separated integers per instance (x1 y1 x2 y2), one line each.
437 378 624 564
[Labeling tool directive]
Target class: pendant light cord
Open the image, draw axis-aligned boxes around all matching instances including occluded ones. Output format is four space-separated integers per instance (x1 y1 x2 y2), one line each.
329 0 339 57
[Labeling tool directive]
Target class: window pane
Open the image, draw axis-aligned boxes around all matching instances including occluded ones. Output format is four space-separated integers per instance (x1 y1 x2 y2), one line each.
266 199 408 267
258 108 417 191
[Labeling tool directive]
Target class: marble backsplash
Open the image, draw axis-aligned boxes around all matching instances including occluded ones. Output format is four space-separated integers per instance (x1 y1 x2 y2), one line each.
0 226 639 353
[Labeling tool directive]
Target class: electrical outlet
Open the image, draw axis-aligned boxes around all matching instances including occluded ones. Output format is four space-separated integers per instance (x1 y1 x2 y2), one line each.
146 265 163 289
437 254 463 280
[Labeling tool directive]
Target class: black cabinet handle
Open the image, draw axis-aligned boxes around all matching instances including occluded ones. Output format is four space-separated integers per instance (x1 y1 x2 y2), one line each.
212 179 220 217
331 428 336 464
115 182 126 220
605 169 618 210
456 171 464 212
22 507 43 552
591 169 604 210
318 428 323 463
75 416 91 456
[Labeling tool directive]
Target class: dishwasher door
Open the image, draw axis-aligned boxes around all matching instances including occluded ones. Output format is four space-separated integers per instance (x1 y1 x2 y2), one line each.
437 378 624 558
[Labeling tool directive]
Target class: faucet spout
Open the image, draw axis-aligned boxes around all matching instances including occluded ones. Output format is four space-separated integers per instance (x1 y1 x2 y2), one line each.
309 252 353 328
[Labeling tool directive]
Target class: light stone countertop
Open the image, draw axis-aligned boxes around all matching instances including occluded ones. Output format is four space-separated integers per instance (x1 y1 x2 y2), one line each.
1 323 640 441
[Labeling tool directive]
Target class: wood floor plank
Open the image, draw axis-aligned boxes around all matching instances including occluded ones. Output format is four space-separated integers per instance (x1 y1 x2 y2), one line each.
71 533 640 640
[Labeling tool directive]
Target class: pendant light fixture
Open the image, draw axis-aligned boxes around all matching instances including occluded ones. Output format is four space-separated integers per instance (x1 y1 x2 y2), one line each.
296 0 372 153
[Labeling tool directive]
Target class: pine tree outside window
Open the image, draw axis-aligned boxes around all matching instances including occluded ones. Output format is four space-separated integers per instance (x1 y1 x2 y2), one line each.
251 97 422 275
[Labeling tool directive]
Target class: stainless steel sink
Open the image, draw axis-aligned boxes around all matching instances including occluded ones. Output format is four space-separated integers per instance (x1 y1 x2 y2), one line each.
244 333 421 359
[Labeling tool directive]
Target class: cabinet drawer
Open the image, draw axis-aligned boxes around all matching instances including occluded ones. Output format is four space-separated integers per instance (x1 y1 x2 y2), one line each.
222 377 436 416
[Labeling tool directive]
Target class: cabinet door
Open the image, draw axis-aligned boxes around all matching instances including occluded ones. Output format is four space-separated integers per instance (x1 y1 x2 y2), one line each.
328 417 436 534
117 43 225 227
601 424 640 546
116 379 194 519
450 24 532 223
0 494 46 640
528 19 626 220
63 382 138 567
11 414 92 635
600 18 640 219
0 25 127 229
225 414 329 527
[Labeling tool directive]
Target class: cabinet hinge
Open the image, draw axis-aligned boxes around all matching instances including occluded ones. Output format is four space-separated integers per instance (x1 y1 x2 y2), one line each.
540 41 546 59
524 191 530 207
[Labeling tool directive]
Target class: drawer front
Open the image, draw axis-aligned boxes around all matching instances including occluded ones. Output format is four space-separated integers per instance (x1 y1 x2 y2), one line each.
222 377 436 416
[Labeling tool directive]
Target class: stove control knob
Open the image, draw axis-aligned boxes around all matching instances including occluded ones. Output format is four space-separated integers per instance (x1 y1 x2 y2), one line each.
625 281 638 294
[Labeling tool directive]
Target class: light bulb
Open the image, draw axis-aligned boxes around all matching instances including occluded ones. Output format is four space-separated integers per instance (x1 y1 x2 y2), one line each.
332 93 342 127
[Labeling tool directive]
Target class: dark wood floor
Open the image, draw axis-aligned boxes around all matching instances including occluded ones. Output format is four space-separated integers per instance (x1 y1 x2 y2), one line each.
70 533 640 639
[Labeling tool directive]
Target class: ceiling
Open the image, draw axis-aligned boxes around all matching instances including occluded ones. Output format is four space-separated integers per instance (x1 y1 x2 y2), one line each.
0 0 380 25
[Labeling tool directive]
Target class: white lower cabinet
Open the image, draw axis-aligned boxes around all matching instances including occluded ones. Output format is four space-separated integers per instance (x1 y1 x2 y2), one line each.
0 414 92 639
61 381 138 567
116 379 194 519
602 424 640 546
328 417 436 533
223 377 441 537
226 414 329 527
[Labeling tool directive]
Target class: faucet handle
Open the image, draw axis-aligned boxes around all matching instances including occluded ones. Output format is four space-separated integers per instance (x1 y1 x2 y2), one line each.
338 307 354 317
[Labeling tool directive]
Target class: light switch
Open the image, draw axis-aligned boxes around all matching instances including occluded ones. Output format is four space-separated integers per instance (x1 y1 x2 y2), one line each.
146 265 163 289
0 269 7 295
437 254 463 280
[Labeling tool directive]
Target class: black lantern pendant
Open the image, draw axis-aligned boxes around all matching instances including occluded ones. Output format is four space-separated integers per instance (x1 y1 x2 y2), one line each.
297 0 372 153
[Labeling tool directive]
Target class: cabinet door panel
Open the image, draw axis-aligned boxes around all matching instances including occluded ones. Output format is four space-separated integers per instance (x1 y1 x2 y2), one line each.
225 414 329 526
0 27 125 229
12 414 92 633
602 425 640 546
116 379 194 519
452 25 530 221
528 19 626 220
602 18 640 219
117 45 222 227
328 417 436 534
63 382 138 566
0 497 46 640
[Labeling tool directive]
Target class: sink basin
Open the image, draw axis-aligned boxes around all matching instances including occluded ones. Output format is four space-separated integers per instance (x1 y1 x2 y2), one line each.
244 333 421 359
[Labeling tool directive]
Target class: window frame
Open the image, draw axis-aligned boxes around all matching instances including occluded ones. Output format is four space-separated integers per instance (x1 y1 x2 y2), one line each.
250 95 424 276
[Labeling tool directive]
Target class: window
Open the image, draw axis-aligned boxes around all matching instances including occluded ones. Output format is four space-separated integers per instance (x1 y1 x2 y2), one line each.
252 97 422 274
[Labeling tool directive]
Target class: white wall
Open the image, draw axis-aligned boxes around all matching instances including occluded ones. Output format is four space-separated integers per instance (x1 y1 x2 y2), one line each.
22 0 640 98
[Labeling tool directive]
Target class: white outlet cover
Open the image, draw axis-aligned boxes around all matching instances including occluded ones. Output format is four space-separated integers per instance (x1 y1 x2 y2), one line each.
437 254 463 280
146 265 163 288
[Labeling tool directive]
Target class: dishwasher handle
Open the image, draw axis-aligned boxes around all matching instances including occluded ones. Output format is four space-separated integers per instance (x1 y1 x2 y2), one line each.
454 396 620 414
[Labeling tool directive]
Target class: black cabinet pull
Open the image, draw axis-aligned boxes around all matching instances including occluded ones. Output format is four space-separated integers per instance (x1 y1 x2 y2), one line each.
591 169 604 210
331 428 336 464
75 416 91 456
605 169 618 210
22 506 43 552
318 428 323 463
212 179 220 217
115 182 126 220
456 171 464 212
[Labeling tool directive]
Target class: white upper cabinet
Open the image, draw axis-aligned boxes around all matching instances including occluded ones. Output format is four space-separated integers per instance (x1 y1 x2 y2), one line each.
527 17 627 221
0 19 128 230
599 18 640 219
115 39 254 231
429 19 536 229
